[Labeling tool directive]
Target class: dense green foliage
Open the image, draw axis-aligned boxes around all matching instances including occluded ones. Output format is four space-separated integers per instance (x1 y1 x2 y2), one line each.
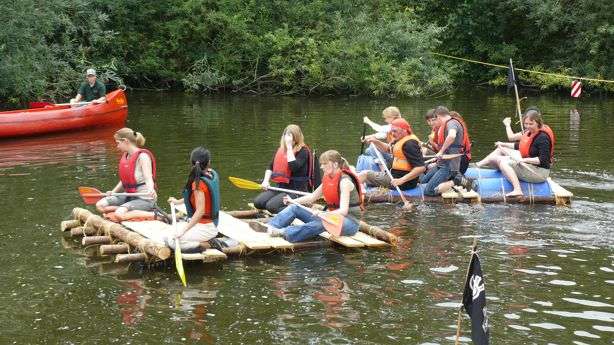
1 0 612 103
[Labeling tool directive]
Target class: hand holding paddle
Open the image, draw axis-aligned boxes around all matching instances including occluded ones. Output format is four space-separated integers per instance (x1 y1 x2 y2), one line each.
78 186 151 205
228 176 310 196
424 153 463 164
285 198 344 236
170 203 187 287
370 144 413 210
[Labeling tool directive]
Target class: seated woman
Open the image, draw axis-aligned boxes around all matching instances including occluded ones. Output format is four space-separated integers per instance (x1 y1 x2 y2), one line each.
167 147 220 252
254 124 314 214
96 128 157 221
252 150 363 243
362 106 403 168
475 108 555 197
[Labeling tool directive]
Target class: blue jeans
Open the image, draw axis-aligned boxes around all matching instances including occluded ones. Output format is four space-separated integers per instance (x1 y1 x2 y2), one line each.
365 145 393 168
268 205 359 243
421 164 452 196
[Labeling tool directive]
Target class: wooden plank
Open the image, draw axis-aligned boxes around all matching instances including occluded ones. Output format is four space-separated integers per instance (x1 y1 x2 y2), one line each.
546 178 573 206
217 211 292 250
182 249 227 262
121 220 169 245
350 231 388 247
319 231 365 248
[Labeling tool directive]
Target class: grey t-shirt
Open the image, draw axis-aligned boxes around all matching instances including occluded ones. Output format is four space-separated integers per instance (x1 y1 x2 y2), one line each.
442 119 463 172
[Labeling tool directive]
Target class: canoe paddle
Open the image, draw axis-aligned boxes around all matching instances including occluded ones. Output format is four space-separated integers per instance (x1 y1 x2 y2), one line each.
370 143 413 210
29 101 92 108
228 176 310 196
78 186 150 205
170 203 187 287
286 198 344 236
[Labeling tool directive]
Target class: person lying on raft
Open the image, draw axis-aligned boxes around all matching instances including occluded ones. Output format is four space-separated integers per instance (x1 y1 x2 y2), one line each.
358 118 425 191
250 150 363 243
167 147 220 252
362 106 403 168
421 107 476 195
475 108 555 197
96 128 157 221
254 124 314 214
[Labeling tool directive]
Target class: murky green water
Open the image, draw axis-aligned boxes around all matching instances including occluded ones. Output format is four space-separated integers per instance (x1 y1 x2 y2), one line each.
0 90 613 344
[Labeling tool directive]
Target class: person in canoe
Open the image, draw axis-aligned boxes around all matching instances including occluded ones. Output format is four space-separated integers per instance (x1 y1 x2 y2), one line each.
362 106 403 168
254 124 315 214
167 147 220 252
421 106 476 195
96 128 157 221
70 68 107 105
475 108 555 197
358 118 426 191
250 150 363 243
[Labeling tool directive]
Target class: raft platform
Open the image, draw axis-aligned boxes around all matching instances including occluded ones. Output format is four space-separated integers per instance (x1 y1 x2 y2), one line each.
61 207 398 266
357 155 573 205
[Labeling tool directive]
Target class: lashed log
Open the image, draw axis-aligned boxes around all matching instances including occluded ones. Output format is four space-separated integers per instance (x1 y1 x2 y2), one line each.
61 219 81 232
115 253 148 263
99 244 130 255
226 209 262 218
359 221 398 245
70 226 97 237
72 208 171 260
82 236 112 246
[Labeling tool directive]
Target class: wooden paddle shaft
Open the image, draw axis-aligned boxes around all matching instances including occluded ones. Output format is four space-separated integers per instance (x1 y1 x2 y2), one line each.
370 143 410 204
267 186 310 196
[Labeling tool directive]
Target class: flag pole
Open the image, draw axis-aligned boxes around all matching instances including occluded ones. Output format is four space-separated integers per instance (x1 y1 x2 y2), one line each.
510 58 524 132
455 237 478 345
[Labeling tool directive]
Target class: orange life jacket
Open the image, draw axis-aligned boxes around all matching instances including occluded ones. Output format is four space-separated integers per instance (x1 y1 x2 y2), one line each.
118 149 157 193
386 130 394 144
436 115 472 160
391 134 420 171
518 125 555 163
321 169 364 211
270 145 313 186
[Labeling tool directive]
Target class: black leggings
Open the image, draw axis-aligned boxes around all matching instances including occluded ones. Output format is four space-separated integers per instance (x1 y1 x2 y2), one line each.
254 190 304 214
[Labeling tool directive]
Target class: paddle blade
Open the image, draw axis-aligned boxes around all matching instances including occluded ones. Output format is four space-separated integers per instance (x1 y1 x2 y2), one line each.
228 176 263 190
320 213 344 237
78 186 105 205
174 240 187 287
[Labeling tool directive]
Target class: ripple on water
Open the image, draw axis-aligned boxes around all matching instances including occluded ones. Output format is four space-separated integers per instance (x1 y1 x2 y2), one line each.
430 265 458 273
549 280 576 286
508 324 530 331
445 336 471 342
573 330 600 339
435 302 462 308
543 310 614 322
600 267 613 273
529 322 565 330
593 325 614 332
504 313 520 320
515 268 557 276
562 298 614 308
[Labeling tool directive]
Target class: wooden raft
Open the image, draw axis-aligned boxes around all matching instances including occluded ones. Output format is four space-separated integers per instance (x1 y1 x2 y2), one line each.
62 207 396 266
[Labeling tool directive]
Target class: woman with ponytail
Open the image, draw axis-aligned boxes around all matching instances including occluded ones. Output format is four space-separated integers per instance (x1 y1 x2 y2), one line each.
96 128 157 221
167 147 220 252
250 150 363 243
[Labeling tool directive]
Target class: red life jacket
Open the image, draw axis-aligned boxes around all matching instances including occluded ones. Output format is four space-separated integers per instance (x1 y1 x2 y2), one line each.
118 149 157 193
270 145 313 187
436 115 472 160
518 125 555 163
321 168 364 211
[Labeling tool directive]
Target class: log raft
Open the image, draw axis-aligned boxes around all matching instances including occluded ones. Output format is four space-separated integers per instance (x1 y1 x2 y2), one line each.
62 207 398 268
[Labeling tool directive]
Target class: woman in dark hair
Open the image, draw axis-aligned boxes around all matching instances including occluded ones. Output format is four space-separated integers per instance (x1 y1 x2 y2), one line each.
167 147 220 252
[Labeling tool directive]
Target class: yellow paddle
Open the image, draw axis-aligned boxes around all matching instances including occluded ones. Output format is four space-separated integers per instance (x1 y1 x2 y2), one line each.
228 176 310 196
170 203 187 287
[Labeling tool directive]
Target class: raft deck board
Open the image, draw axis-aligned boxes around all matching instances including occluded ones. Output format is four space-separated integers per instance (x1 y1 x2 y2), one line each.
217 211 294 250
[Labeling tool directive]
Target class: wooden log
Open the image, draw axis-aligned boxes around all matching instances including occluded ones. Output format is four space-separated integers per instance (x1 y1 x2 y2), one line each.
70 226 97 237
61 219 81 232
100 244 130 255
82 236 112 246
115 253 148 263
220 244 247 255
72 208 171 260
226 209 262 219
358 221 398 245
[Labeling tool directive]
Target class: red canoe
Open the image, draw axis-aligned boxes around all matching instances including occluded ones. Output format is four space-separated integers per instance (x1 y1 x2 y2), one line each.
0 89 128 139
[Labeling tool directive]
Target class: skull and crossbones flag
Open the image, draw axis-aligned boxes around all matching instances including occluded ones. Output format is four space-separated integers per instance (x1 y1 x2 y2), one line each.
461 251 489 344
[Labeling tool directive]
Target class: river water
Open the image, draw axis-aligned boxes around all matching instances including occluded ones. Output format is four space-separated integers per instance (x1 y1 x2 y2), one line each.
0 90 612 344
